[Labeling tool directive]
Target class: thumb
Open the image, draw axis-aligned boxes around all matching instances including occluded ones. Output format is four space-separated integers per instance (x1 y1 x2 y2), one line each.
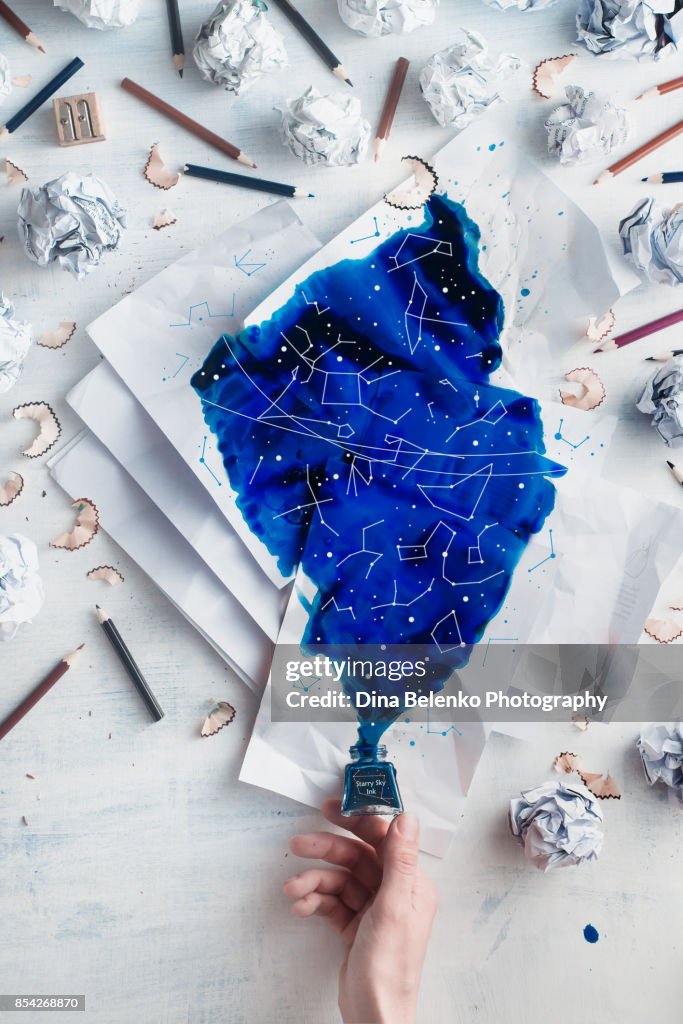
378 812 420 905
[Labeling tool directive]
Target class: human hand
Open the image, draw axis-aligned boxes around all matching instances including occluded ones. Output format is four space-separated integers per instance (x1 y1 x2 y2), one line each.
284 800 438 1024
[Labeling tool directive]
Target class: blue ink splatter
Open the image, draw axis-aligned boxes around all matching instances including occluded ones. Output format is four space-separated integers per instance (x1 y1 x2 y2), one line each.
192 194 565 744
521 288 531 297
488 143 497 151
583 924 599 943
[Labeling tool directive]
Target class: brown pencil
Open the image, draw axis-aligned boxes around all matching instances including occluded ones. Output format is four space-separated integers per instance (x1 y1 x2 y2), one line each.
0 0 45 53
594 119 683 184
374 57 409 163
121 78 256 168
637 75 683 101
0 644 84 742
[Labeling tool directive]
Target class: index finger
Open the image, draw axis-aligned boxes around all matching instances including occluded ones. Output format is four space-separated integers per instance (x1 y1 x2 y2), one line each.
322 798 392 851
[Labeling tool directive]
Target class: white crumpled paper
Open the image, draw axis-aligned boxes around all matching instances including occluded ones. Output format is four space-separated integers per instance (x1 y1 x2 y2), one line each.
420 30 520 131
0 534 44 642
483 0 559 10
18 172 126 280
509 780 604 871
619 197 683 285
337 0 438 36
576 0 683 60
0 295 32 394
637 355 683 446
0 54 12 104
545 85 631 165
193 0 287 94
53 0 140 29
637 723 683 800
277 86 370 166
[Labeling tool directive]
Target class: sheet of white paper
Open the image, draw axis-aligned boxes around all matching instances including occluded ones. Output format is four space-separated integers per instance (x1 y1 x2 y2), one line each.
48 431 273 692
86 201 320 588
67 362 288 641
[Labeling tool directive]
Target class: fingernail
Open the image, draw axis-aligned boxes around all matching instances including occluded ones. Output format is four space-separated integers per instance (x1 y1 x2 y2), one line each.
396 812 418 839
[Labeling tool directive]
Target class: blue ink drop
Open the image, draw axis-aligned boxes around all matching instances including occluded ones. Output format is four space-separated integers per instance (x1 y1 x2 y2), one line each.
521 288 531 297
488 143 497 151
583 924 599 943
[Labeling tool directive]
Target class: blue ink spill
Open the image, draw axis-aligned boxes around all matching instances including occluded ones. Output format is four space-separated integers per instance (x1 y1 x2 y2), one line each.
583 924 599 944
488 143 497 151
192 194 566 744
521 288 531 297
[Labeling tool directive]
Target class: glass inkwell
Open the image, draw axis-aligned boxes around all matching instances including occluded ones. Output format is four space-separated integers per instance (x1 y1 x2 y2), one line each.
341 740 403 817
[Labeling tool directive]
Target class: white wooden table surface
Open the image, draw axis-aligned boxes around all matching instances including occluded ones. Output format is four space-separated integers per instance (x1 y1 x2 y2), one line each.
1 2 682 1022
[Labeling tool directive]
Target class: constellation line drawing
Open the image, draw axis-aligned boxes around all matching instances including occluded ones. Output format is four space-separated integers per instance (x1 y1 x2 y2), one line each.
171 296 236 327
527 529 555 573
350 216 380 245
234 249 267 276
554 418 589 450
162 353 189 381
199 436 222 486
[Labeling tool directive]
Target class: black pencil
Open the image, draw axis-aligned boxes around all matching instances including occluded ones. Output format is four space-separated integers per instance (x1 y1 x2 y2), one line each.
165 0 184 78
270 0 352 86
642 171 683 184
95 606 164 721
183 163 314 198
1 57 84 137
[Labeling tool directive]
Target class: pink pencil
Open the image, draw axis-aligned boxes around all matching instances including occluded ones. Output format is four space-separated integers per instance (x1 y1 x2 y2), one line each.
594 307 683 353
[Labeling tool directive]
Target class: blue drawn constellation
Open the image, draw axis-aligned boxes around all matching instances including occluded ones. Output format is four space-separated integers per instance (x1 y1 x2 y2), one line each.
170 296 236 328
527 528 555 573
234 249 267 276
198 436 222 486
555 417 589 450
350 216 380 245
162 352 189 382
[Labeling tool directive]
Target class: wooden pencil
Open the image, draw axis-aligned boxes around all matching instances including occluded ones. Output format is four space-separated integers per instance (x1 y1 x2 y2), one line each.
594 119 683 185
1 57 84 138
0 644 84 742
121 78 256 167
270 0 352 86
637 75 683 101
667 460 683 486
594 308 683 352
96 606 164 721
0 0 45 54
165 0 185 78
183 163 313 199
374 57 409 163
645 347 683 361
642 171 683 184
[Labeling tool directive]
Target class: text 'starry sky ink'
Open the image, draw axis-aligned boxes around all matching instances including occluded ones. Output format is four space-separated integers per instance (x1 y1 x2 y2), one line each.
192 194 566 743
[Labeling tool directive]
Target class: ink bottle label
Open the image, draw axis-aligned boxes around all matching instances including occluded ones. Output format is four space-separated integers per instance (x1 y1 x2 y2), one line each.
341 745 403 817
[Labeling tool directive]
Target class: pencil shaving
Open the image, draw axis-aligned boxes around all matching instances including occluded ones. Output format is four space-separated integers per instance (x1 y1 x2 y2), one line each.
153 209 177 231
87 565 124 586
573 714 590 731
0 471 24 507
38 321 76 349
144 144 180 190
532 54 576 100
644 617 683 643
553 751 583 774
670 600 683 610
13 402 61 458
201 700 236 737
585 309 615 343
50 498 100 550
12 75 32 89
560 367 606 411
579 770 621 800
384 156 438 210
5 159 28 186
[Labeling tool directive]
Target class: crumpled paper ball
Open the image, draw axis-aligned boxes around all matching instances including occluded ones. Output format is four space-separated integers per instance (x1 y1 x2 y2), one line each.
193 0 287 94
0 294 32 394
509 780 604 871
17 172 126 280
636 355 683 446
576 0 681 60
545 85 631 165
619 197 683 285
420 30 520 131
53 0 140 29
0 54 13 104
0 534 44 642
277 86 370 166
637 723 683 801
482 0 559 10
337 0 438 36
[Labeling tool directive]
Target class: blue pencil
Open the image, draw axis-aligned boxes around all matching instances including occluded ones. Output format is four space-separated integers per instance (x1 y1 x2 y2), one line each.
642 171 683 184
1 57 84 137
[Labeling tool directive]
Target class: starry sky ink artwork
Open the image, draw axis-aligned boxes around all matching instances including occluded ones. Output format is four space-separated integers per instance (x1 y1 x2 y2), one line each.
192 193 567 741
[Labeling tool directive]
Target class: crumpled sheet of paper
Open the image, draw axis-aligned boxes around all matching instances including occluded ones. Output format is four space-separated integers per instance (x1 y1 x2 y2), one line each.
576 0 683 60
0 295 32 394
17 172 126 279
420 30 520 131
53 0 140 29
509 780 604 870
637 355 683 446
0 54 12 104
193 0 287 94
337 0 438 35
545 85 631 164
619 197 683 285
0 533 44 642
278 87 371 166
482 0 559 10
637 723 683 800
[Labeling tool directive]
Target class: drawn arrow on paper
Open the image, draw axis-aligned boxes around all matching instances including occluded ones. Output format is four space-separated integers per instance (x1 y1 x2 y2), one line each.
234 249 267 276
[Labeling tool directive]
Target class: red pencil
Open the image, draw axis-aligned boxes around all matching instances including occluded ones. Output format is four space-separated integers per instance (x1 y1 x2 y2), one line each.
637 75 683 101
0 0 45 53
594 119 683 184
594 307 683 352
0 644 84 741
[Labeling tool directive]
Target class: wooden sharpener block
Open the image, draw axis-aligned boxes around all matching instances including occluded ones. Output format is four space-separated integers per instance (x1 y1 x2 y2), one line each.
53 92 105 146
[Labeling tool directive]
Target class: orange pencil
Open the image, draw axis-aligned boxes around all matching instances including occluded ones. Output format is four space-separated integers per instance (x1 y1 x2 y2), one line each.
594 119 683 184
0 0 45 53
637 75 683 101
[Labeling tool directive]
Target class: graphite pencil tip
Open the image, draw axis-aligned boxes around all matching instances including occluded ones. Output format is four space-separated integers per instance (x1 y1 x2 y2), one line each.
667 460 675 469
178 69 183 78
345 78 353 87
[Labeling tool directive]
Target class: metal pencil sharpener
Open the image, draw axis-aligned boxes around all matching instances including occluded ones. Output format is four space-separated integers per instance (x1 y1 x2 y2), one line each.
53 93 105 146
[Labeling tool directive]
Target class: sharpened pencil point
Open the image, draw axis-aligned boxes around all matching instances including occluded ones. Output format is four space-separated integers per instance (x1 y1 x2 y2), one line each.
667 460 675 469
308 193 315 198
345 78 353 87
38 46 46 54
178 69 183 78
